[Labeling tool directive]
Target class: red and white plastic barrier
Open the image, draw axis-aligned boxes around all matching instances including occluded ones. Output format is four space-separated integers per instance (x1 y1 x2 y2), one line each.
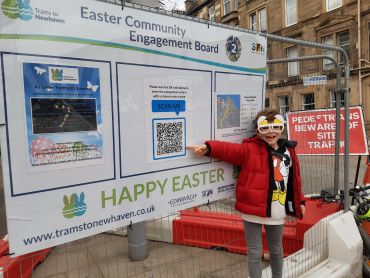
146 199 342 257
0 235 52 278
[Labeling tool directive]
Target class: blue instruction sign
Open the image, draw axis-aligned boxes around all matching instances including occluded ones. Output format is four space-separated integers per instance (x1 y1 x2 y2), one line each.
152 100 186 116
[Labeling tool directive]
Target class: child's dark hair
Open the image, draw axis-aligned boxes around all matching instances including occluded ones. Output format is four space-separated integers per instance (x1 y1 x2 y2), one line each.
254 108 280 128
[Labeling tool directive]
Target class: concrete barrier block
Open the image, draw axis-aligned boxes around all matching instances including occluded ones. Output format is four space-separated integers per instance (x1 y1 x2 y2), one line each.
297 211 362 278
261 211 344 278
327 211 362 277
298 258 350 278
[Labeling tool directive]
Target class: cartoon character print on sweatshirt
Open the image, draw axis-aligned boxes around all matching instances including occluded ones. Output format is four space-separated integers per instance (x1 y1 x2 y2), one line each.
272 151 291 206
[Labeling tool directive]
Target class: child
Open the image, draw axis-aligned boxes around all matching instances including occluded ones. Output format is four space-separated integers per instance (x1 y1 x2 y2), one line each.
187 108 306 278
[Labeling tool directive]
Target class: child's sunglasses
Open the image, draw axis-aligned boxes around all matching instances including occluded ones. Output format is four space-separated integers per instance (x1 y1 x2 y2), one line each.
257 124 284 134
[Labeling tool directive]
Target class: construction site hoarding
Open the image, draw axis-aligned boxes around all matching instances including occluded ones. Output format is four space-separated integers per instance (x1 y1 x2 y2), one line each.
0 0 266 255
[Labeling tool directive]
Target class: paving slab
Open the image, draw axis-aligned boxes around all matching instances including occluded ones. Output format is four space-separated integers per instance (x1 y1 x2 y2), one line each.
31 233 249 278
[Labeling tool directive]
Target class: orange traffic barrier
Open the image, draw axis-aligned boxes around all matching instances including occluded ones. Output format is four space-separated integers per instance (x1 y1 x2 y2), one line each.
362 221 370 235
363 156 370 185
173 199 342 257
0 249 52 278
0 235 9 257
0 235 52 278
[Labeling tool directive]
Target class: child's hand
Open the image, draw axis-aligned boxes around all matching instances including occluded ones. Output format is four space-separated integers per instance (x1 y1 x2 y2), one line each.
300 204 306 217
186 144 208 156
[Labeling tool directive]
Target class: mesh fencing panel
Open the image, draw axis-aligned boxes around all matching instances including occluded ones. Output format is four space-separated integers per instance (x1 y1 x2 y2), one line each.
0 1 365 277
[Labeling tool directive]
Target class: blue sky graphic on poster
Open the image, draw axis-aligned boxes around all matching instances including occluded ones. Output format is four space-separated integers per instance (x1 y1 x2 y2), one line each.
23 63 103 166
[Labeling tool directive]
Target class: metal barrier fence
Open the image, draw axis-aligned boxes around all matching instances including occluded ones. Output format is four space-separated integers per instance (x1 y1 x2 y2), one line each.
0 0 362 277
0 159 6 239
0 154 366 277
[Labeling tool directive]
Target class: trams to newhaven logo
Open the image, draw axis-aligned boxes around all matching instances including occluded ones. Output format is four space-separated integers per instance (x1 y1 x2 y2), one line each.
63 192 87 219
51 68 63 81
48 66 79 84
1 0 33 20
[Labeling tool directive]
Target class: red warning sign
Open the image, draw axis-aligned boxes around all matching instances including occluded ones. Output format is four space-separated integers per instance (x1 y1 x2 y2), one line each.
286 106 368 155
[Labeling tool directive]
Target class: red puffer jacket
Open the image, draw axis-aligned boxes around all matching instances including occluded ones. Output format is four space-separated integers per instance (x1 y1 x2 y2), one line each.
206 137 305 219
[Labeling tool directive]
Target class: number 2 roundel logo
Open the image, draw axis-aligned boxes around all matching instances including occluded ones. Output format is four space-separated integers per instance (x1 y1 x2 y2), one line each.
225 35 242 62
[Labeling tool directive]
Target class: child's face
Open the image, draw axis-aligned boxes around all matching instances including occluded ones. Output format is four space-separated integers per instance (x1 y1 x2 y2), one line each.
256 115 284 148
257 126 282 148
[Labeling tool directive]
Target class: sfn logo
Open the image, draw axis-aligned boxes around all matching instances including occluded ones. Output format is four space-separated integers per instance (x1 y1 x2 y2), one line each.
252 43 265 54
202 189 213 198
63 192 87 219
1 0 33 21
51 68 63 81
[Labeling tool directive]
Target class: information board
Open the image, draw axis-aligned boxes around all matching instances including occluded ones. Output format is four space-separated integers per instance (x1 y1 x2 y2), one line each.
0 0 266 255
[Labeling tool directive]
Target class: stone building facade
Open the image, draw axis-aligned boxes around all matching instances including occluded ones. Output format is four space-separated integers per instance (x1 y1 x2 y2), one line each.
97 0 161 8
185 0 370 133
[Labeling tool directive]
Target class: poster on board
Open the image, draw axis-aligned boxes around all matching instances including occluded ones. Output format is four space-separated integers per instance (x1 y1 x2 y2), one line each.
215 72 263 142
23 62 104 170
144 78 192 161
0 0 266 255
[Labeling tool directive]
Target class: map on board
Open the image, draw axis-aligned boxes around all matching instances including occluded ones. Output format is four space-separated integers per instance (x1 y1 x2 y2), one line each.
217 95 241 129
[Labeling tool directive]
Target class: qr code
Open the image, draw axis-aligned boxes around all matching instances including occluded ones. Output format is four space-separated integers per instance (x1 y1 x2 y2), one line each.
153 118 186 159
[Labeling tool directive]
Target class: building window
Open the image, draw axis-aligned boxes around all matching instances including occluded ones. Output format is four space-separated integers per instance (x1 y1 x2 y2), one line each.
330 90 345 108
279 96 290 118
326 0 342 11
321 35 335 70
258 8 267 31
286 46 299 76
249 7 267 31
209 6 215 21
224 0 231 15
302 93 315 110
337 30 350 64
285 0 297 26
250 13 257 30
234 0 239 10
321 30 350 68
265 98 270 108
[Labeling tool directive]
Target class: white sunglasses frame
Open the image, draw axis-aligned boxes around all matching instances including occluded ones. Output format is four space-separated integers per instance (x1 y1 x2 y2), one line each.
257 124 285 134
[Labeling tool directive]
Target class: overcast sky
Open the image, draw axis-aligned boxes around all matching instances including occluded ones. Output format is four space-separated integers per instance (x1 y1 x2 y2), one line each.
162 0 185 10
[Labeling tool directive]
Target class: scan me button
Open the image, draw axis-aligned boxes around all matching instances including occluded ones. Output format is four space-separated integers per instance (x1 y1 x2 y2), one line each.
152 100 185 116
